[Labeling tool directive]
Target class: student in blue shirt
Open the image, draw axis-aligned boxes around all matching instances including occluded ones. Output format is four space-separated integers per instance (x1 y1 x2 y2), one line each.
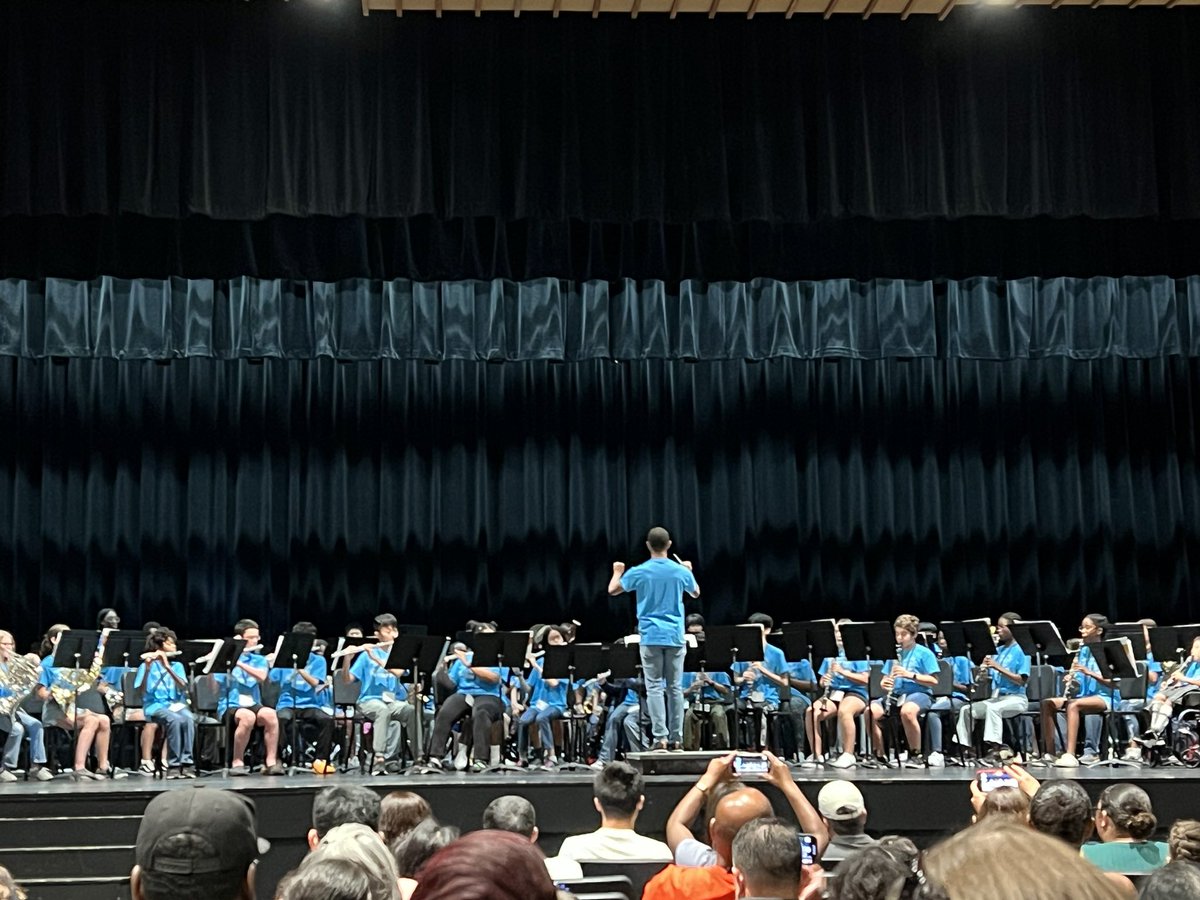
0 630 52 782
608 526 700 751
425 622 508 773
517 625 570 767
1039 614 1122 768
731 613 789 749
955 612 1030 765
347 613 416 774
812 620 872 770
926 626 973 767
271 622 336 776
681 669 733 750
217 618 282 775
133 628 196 778
1143 634 1200 745
869 614 941 768
1118 618 1162 763
782 656 817 761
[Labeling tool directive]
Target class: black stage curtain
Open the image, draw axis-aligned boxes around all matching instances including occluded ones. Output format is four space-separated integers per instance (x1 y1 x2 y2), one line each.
3 356 1197 646
3 275 1200 362
2 3 1200 223
6 216 1200 284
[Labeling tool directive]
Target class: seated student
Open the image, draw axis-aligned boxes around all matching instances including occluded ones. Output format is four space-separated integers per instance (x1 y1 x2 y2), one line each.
133 628 196 779
482 795 582 881
868 615 940 768
806 619 871 770
1038 614 1121 768
556 761 673 863
216 619 282 775
925 626 972 767
272 623 337 775
590 676 643 766
730 614 789 749
424 629 507 773
517 625 570 768
682 670 734 751
781 654 817 762
348 614 417 775
1083 784 1169 874
954 612 1029 766
0 630 52 782
1119 619 1161 762
1139 635 1200 753
36 624 126 781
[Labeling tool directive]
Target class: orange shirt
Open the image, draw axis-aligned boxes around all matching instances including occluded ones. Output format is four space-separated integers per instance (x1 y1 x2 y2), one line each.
642 864 736 900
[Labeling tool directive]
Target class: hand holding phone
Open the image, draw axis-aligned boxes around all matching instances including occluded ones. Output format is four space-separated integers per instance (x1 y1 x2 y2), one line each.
976 768 1018 793
798 833 818 866
733 753 770 776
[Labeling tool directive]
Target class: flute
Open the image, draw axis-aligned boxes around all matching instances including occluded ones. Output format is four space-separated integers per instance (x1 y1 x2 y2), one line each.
329 639 393 660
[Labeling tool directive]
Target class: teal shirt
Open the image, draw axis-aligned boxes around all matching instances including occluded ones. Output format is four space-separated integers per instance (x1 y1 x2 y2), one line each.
1081 841 1168 873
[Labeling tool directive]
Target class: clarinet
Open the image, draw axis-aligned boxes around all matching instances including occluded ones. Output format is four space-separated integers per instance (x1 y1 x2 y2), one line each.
883 645 903 714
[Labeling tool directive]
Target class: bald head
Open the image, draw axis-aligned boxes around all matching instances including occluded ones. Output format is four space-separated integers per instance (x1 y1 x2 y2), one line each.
710 788 773 866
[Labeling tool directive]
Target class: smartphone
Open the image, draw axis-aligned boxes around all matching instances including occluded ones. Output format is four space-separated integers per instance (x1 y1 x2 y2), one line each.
976 768 1018 793
798 833 818 866
733 753 770 776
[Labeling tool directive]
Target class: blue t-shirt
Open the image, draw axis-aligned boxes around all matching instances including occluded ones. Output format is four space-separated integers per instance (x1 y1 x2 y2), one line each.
945 656 973 701
732 643 788 705
682 670 733 702
619 558 697 647
134 661 188 717
818 655 870 699
216 652 268 717
1145 652 1163 701
527 668 569 712
37 656 76 694
991 641 1031 697
450 656 505 698
886 644 939 697
271 652 330 710
349 648 406 704
1073 645 1120 702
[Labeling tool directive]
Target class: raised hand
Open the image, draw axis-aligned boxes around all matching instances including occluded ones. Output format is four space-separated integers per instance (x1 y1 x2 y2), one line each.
672 553 693 571
612 561 626 574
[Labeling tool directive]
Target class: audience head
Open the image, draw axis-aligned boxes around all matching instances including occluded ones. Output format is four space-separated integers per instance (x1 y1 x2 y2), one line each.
130 788 261 900
1138 861 1200 900
710 787 774 868
97 607 121 630
819 779 869 835
1028 780 1093 848
1095 783 1156 842
275 858 373 900
0 866 24 900
646 526 671 552
303 823 401 900
828 844 921 900
310 785 383 849
409 830 557 900
923 820 1125 900
730 817 803 900
379 790 432 846
392 820 460 879
481 795 538 842
973 786 1030 825
1169 819 1200 862
592 761 644 822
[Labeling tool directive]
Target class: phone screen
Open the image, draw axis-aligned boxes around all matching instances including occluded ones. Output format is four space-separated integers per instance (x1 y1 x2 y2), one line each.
798 833 818 866
977 768 1018 793
733 753 770 776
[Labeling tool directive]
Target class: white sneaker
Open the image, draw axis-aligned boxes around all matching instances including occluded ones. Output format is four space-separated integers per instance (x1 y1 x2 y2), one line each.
1079 753 1100 766
1055 753 1080 768
0 770 16 783
31 766 53 782
1123 747 1143 762
830 752 856 769
800 756 823 769
589 760 605 771
453 746 468 771
927 751 945 768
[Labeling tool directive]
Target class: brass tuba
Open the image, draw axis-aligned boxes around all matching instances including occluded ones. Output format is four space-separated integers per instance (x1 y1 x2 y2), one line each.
0 654 44 718
49 651 105 717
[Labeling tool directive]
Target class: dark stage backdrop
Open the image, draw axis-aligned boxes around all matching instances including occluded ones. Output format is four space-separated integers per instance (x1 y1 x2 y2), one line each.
3 356 1197 648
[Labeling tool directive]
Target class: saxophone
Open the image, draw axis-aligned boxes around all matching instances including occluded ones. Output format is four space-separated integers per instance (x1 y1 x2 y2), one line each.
0 654 43 718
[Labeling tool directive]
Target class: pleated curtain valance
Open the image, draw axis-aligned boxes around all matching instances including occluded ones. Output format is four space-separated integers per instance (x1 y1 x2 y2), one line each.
1 275 1198 362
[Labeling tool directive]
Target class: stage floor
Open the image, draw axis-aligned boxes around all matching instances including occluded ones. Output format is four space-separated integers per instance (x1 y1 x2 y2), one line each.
2 764 1198 900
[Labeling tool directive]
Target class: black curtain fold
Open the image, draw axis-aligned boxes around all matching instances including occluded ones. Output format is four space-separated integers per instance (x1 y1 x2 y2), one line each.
4 356 1197 643
3 3 1200 223
2 275 1198 362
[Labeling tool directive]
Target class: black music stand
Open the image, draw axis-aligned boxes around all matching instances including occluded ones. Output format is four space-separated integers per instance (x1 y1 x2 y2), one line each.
602 643 646 750
186 637 247 775
706 625 766 751
1149 625 1200 668
385 634 446 773
936 620 994 761
100 630 146 671
1086 640 1140 769
840 622 896 763
453 632 528 773
1008 621 1069 666
1109 624 1149 660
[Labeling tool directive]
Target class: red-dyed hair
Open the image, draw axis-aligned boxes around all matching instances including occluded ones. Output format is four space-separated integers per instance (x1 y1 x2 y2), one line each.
409 830 557 900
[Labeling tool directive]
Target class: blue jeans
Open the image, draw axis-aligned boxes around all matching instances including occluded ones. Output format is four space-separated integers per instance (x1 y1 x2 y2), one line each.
927 697 964 753
598 703 638 762
151 708 196 767
3 709 47 769
640 644 686 744
518 706 563 760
